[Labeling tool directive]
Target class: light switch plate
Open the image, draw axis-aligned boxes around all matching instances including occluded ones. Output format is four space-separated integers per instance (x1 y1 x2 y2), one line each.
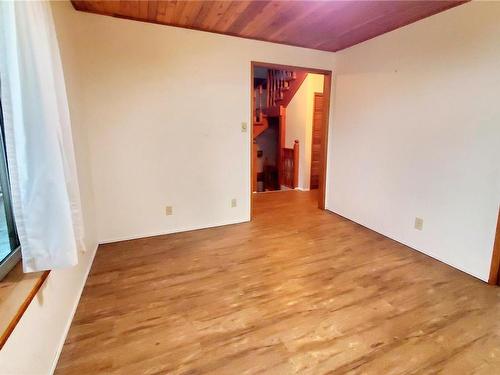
241 122 247 132
165 206 173 216
414 217 423 230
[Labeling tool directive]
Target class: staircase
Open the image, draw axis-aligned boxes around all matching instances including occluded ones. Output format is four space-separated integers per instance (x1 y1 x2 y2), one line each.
252 67 308 193
253 69 308 138
267 69 308 109
253 116 268 138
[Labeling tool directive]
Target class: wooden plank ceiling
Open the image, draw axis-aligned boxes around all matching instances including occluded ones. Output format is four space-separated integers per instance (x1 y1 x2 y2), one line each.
71 1 467 52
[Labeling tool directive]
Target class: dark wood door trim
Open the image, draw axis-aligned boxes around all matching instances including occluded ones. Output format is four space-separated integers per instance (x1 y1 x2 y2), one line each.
488 208 500 285
251 62 255 218
317 74 331 210
250 61 332 217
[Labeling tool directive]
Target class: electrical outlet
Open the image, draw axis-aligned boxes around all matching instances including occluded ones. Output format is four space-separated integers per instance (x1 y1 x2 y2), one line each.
414 217 423 231
231 198 237 208
165 206 173 216
241 122 247 132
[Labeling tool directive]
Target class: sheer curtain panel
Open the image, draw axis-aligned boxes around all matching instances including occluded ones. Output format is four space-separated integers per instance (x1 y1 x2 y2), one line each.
0 1 85 272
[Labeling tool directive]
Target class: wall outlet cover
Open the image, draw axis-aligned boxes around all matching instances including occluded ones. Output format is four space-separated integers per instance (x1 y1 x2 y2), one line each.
165 206 173 216
231 198 237 208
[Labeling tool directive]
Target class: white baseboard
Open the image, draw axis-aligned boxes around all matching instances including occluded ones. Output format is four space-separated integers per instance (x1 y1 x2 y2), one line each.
99 218 249 244
325 207 488 283
49 243 99 374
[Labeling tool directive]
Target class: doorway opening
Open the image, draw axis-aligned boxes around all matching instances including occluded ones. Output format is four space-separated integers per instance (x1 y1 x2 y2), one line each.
250 62 331 218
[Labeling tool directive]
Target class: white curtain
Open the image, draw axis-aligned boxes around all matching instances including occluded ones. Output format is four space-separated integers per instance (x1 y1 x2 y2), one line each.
0 1 84 272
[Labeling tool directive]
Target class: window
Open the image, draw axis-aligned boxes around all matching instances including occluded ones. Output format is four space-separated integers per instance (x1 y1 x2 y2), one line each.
0 99 20 281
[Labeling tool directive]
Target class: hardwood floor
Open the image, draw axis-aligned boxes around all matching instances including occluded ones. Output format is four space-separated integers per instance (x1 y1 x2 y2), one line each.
56 190 500 374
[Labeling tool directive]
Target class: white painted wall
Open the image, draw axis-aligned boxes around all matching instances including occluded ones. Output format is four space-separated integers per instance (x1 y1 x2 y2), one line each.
287 74 324 190
0 3 99 374
56 3 333 243
327 1 500 281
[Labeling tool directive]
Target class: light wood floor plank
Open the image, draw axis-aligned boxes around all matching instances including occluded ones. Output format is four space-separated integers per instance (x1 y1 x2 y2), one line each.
56 190 500 374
